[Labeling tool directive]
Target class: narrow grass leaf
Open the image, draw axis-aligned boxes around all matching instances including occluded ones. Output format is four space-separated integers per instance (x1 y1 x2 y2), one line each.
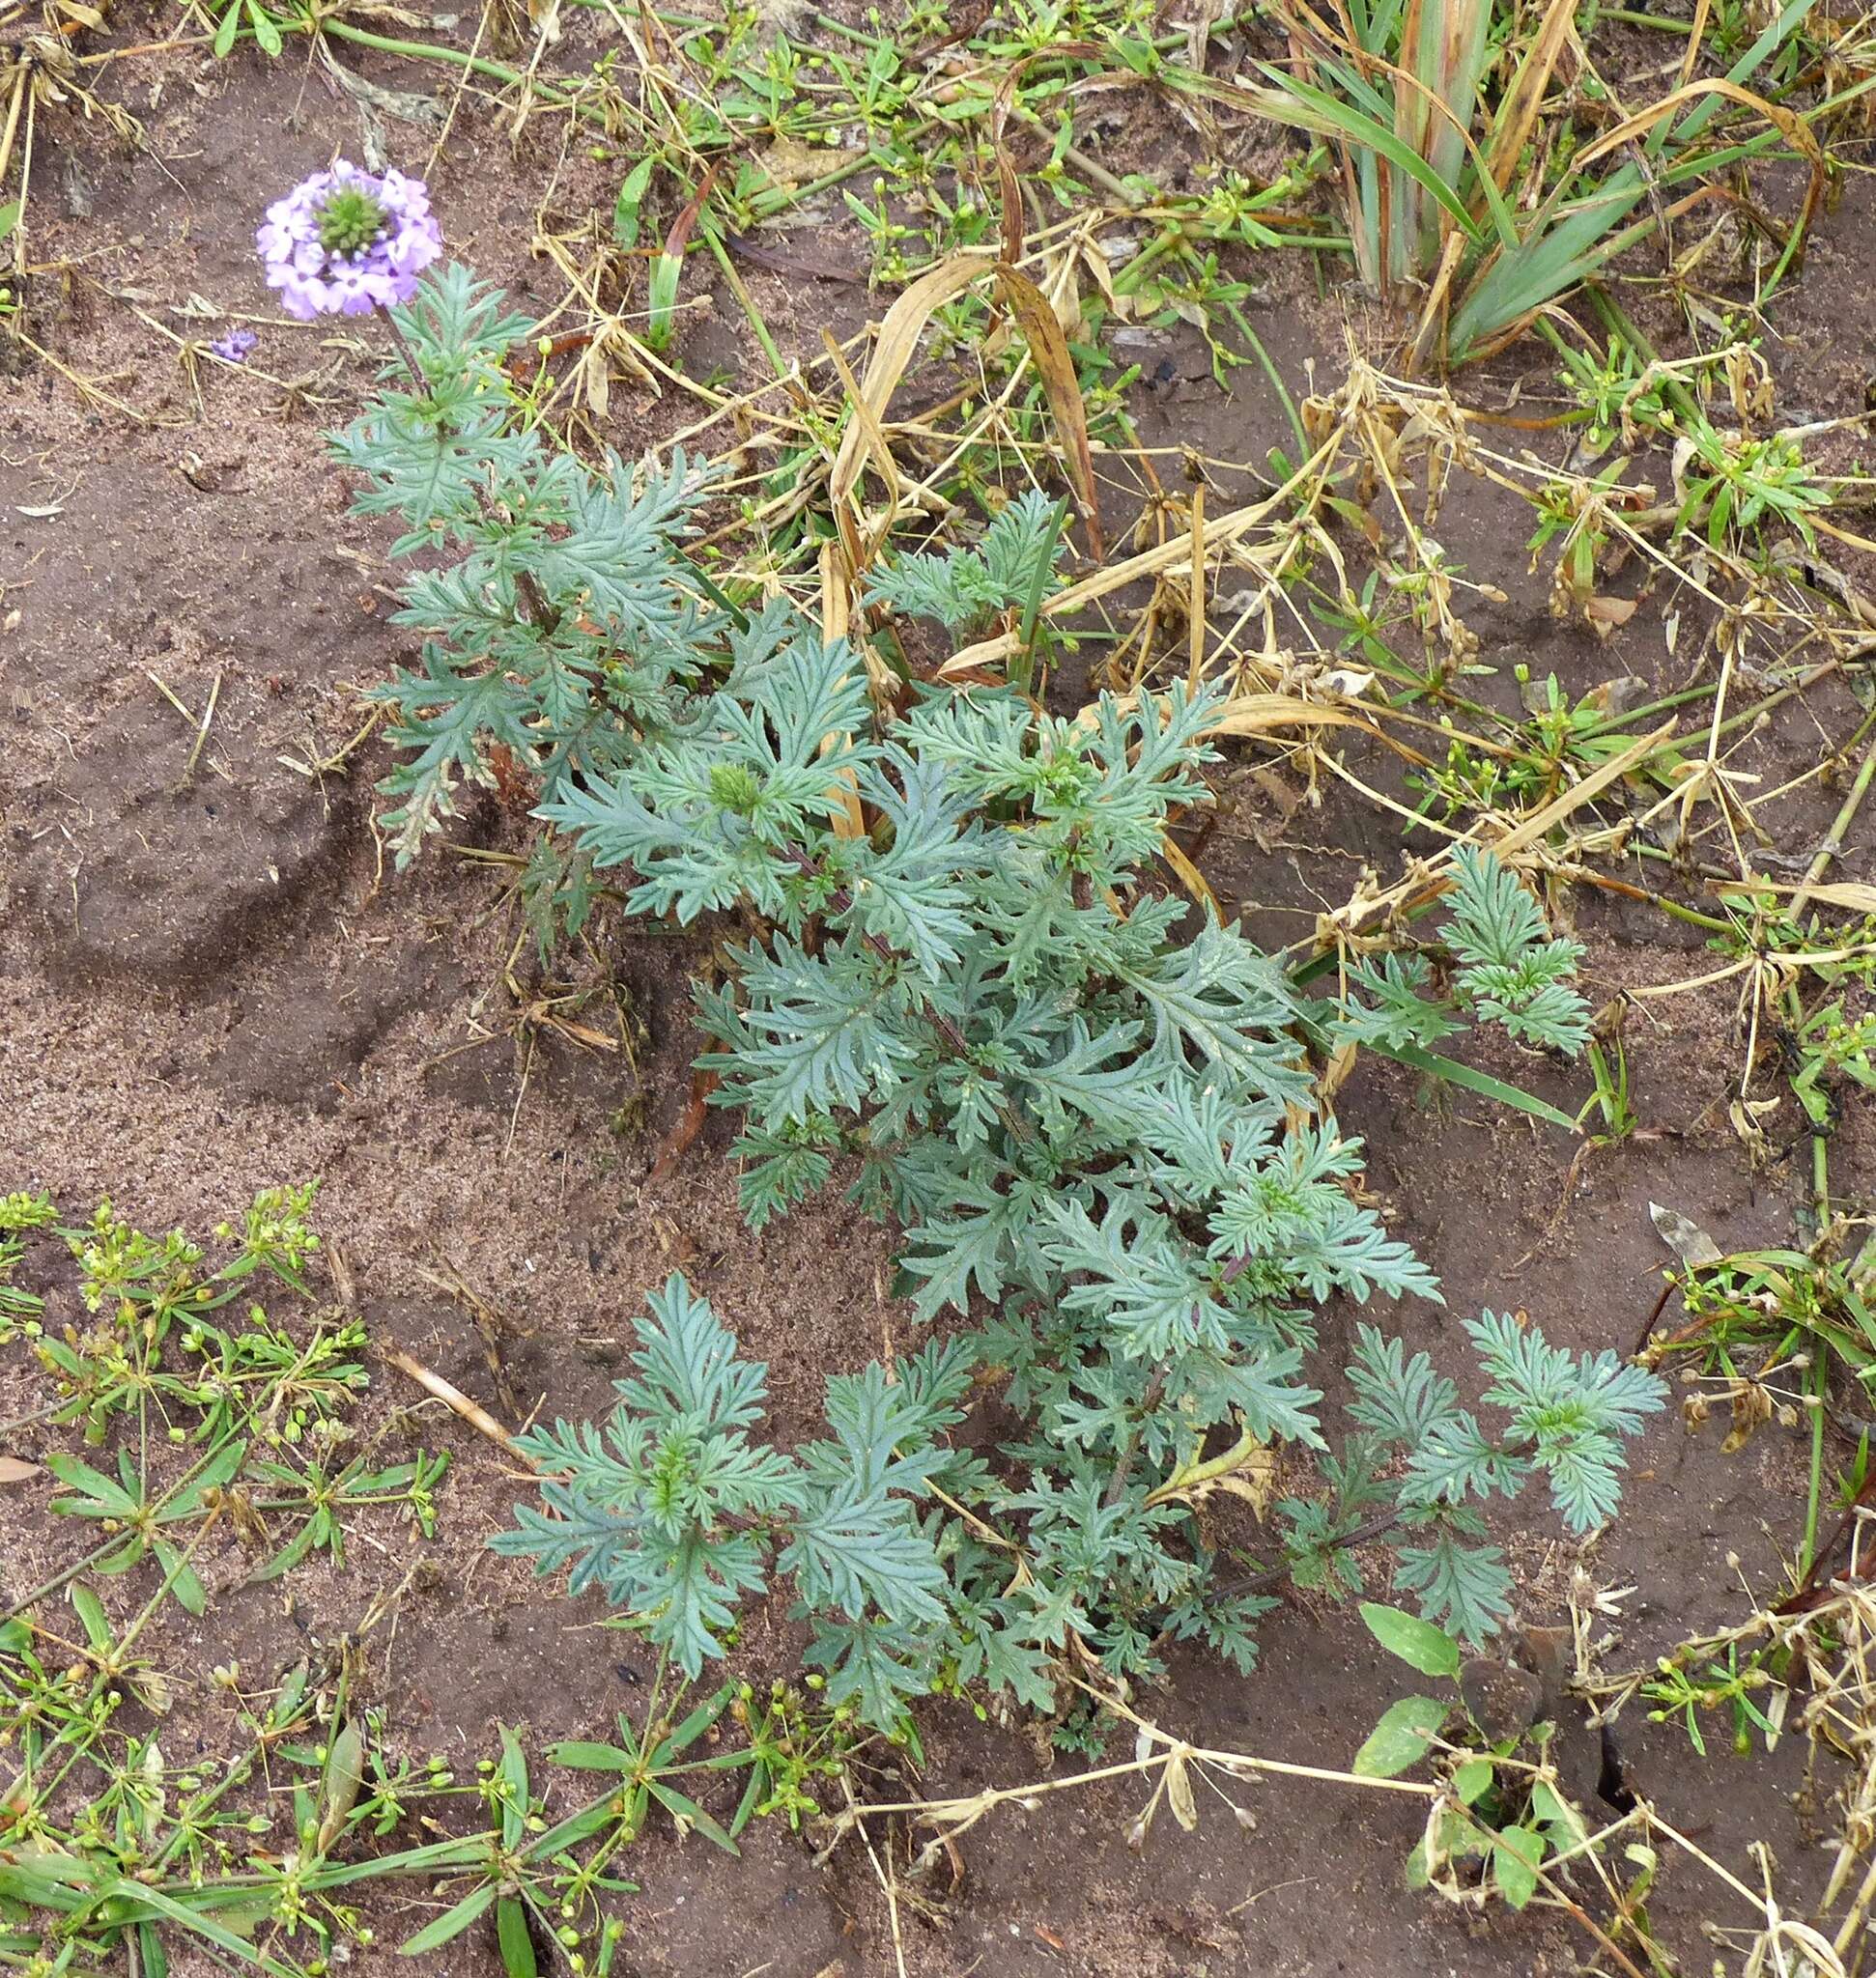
1375 1042 1578 1133
399 1883 497 1956
497 1895 539 1978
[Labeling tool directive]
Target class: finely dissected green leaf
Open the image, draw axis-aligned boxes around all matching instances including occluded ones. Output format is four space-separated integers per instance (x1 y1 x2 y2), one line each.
1442 846 1590 1054
1348 1327 1463 1446
1359 1602 1461 1679
1112 921 1312 1099
957 1620 1059 1713
1352 1695 1448 1777
804 1615 933 1728
1394 1531 1515 1647
1338 952 1461 1051
781 1485 951 1626
332 267 1664 1720
866 487 1066 631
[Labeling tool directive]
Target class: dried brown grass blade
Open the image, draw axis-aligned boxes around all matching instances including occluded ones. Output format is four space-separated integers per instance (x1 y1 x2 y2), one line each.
996 143 1025 268
828 253 994 513
1491 718 1679 859
939 430 1345 678
1677 0 1713 92
1159 829 1224 918
1185 485 1207 689
818 537 868 840
1202 693 1367 737
996 261 1105 557
1481 0 1578 193
1573 79 1826 252
821 326 902 560
1713 879 1876 914
661 161 719 266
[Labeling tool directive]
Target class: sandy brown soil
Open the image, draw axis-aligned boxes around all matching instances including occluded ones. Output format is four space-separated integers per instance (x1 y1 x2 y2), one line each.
3 10 1874 1976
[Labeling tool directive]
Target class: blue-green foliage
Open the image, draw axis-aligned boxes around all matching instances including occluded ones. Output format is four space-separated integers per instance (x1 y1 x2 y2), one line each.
1332 1314 1665 1643
332 267 710 863
864 488 1066 631
342 270 1666 1734
490 1276 970 1695
1339 848 1592 1056
1443 846 1591 1052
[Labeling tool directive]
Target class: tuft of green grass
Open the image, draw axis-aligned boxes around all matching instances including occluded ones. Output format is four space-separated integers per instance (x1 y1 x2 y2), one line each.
1242 0 1823 367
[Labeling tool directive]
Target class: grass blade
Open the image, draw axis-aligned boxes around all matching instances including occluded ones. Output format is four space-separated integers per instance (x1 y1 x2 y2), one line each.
1375 1041 1579 1132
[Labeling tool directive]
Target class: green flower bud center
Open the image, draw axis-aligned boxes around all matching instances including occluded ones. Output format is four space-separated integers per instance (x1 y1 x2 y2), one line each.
708 762 763 814
317 187 386 256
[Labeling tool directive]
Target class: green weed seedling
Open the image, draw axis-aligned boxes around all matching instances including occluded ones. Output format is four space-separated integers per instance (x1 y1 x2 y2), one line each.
551 1673 780 1852
1672 419 1833 553
1353 1602 1592 1912
195 0 296 58
1790 1003 1876 1133
1337 842 1593 1058
0 1643 673 1978
0 1184 343 1447
2 1189 862 1977
1642 1643 1779 1758
0 1186 444 1620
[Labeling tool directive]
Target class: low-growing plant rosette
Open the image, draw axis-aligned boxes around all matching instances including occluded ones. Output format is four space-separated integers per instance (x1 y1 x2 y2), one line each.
256 161 441 322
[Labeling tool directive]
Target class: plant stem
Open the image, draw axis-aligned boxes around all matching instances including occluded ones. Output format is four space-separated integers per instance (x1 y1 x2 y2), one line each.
1012 496 1071 698
1787 722 1876 922
1802 1343 1829 1578
321 17 588 113
1103 1363 1169 1509
1180 1508 1407 1634
373 301 429 395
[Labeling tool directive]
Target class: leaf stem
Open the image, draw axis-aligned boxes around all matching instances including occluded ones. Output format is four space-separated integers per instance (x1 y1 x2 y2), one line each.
1102 1362 1170 1509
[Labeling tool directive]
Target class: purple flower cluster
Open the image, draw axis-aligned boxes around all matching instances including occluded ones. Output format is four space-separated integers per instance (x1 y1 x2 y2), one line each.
256 162 441 322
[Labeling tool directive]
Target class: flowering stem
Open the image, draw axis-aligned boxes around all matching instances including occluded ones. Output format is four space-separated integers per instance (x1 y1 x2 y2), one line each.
373 302 428 395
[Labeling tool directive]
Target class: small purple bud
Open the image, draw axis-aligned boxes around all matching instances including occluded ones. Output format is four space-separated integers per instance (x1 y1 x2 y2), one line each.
211 327 258 364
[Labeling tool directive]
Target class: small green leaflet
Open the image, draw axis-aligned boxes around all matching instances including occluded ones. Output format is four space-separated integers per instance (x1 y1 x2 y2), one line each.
613 157 656 248
1359 1601 1461 1680
1352 1695 1448 1778
1452 1756 1493 1804
1491 1824 1546 1908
